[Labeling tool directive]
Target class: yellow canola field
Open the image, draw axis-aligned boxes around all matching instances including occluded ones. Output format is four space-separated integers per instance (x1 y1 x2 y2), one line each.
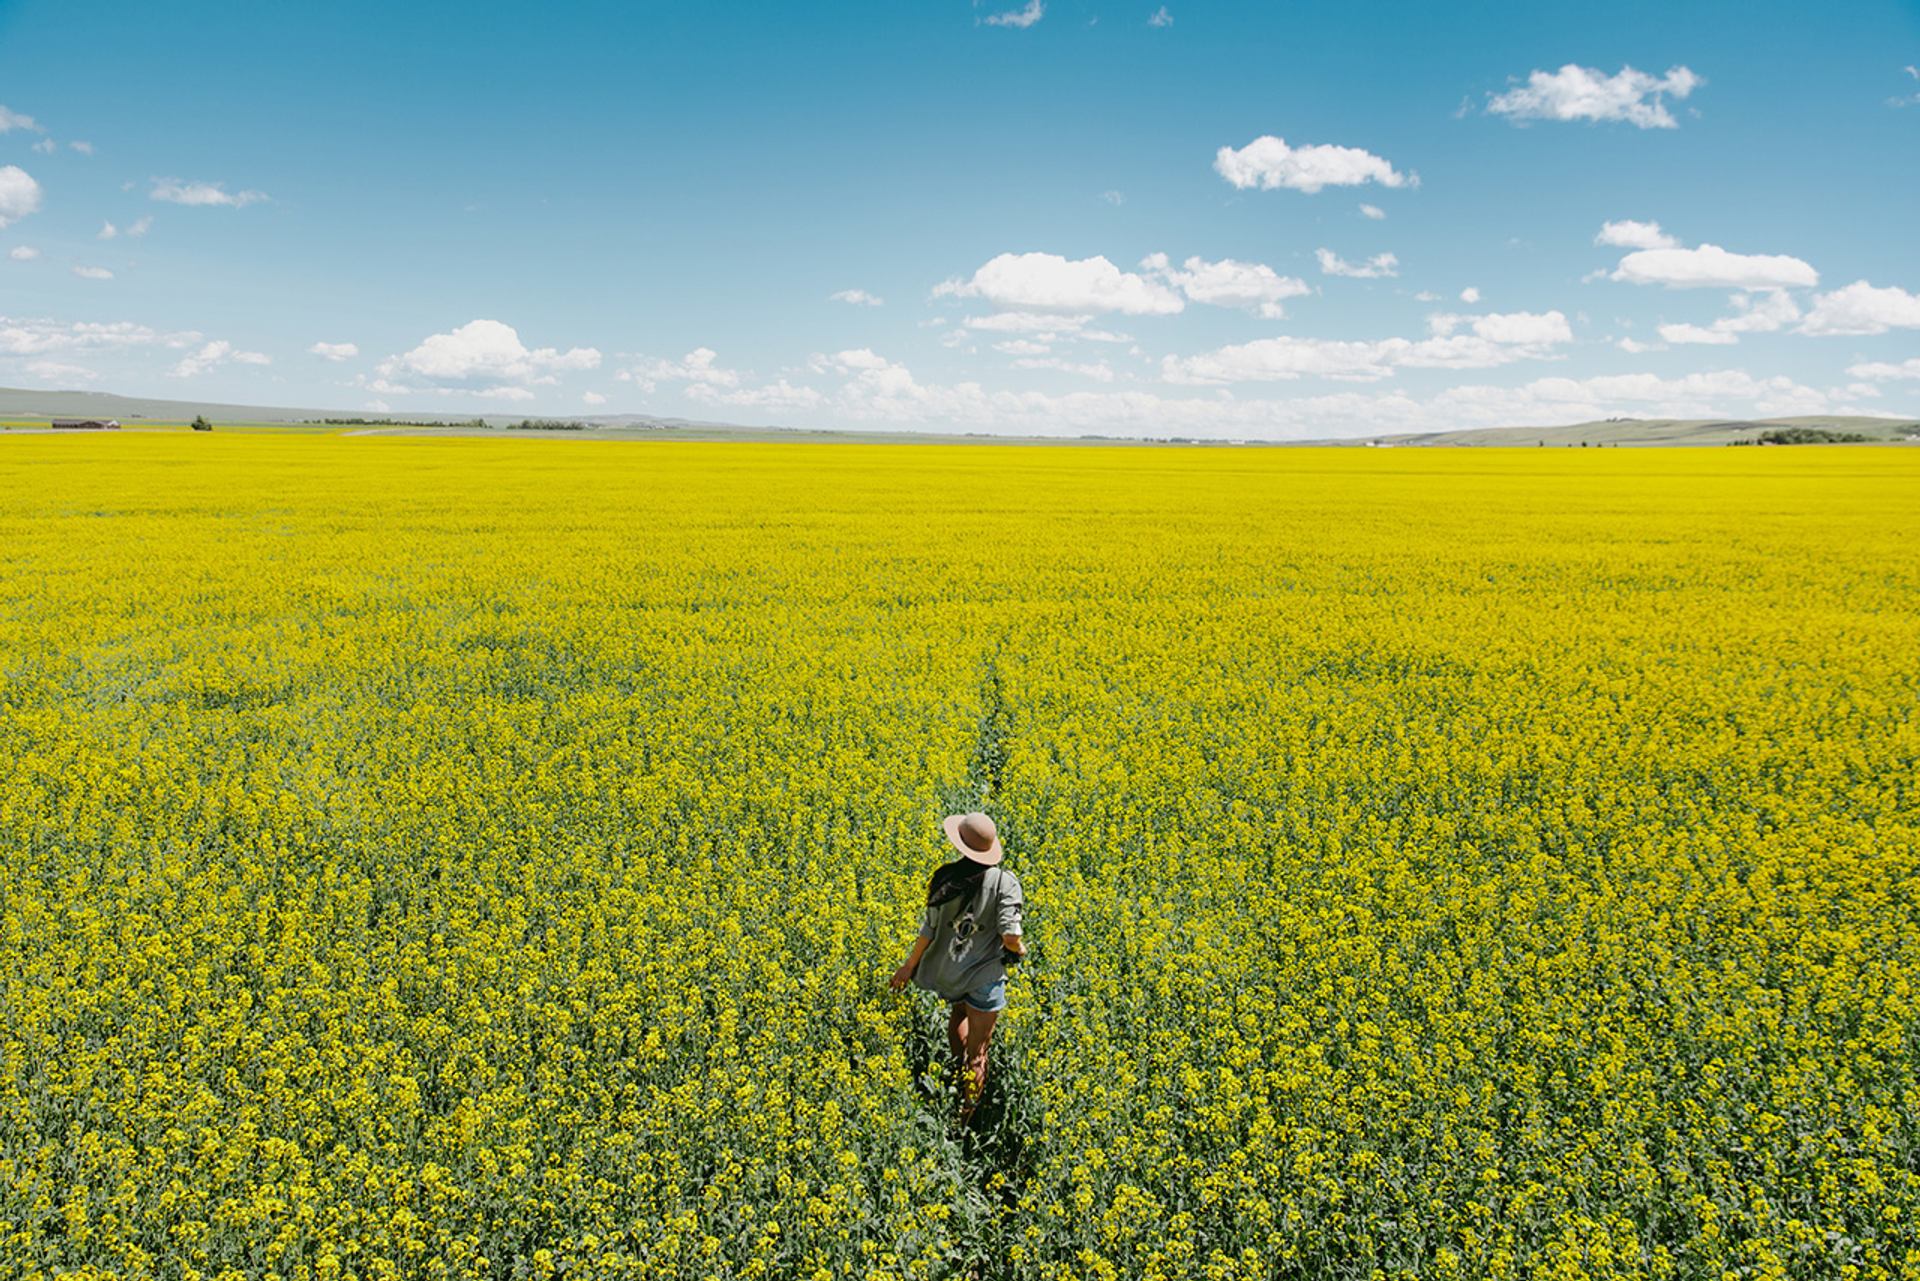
1 434 1918 1281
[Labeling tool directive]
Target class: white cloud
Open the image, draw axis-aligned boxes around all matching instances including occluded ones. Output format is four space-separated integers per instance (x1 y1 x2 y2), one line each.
1610 243 1818 290
126 215 152 238
1012 356 1115 381
21 358 99 384
1100 190 1125 206
1162 310 1572 384
617 346 741 393
1596 219 1678 250
1847 356 1920 381
168 339 270 378
1488 64 1702 129
936 251 1184 315
149 178 269 207
1615 336 1664 353
1144 253 1310 317
1148 6 1172 26
1459 286 1481 303
70 140 93 155
1413 290 1439 302
1657 323 1738 346
829 288 884 306
309 341 360 361
1656 290 1801 345
994 338 1052 355
687 377 824 411
1359 203 1385 220
582 391 607 405
1891 65 1920 108
1799 280 1920 335
381 319 601 385
30 139 54 155
364 376 536 402
0 106 40 133
1317 248 1399 279
962 311 1094 336
98 221 118 240
8 246 38 261
0 166 43 229
780 349 1841 440
1214 135 1414 193
982 0 1044 28
0 315 197 355
72 265 114 280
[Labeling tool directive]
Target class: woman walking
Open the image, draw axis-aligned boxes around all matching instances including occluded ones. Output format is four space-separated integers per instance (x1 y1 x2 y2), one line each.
890 811 1026 1122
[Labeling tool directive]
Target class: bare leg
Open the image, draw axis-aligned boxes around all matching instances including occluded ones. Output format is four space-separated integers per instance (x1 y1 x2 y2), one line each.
957 1004 999 1122
947 1002 969 1061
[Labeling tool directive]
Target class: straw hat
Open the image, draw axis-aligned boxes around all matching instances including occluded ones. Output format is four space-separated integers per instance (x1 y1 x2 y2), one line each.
942 811 1004 866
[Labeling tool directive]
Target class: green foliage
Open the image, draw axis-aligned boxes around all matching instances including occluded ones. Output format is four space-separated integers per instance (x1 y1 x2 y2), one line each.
189 414 213 432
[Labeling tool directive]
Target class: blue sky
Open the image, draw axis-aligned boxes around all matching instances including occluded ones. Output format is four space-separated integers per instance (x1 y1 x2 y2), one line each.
1 0 1917 437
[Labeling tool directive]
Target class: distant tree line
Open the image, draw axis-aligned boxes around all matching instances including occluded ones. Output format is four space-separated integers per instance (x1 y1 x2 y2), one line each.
1731 426 1872 446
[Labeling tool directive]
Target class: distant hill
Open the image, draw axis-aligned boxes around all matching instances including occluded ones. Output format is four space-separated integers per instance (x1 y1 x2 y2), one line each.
1324 415 1920 448
0 385 743 432
4 386 1917 447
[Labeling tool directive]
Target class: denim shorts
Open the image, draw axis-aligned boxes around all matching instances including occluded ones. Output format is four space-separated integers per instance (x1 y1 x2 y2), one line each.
957 975 1007 1013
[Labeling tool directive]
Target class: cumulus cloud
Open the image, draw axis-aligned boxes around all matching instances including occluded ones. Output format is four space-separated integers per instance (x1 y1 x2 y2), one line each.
8 245 38 261
1317 248 1399 279
309 341 360 361
1214 136 1414 194
1656 291 1801 345
936 251 1185 315
0 166 44 229
1148 6 1172 26
1615 336 1664 354
72 265 114 280
1656 323 1737 346
1798 280 1920 335
1488 64 1702 129
127 215 152 238
1012 356 1115 381
31 139 54 155
582 391 607 405
169 339 270 378
829 288 884 306
1162 310 1572 384
1143 253 1310 318
982 0 1044 28
0 106 40 133
21 359 99 384
1359 203 1385 220
98 221 118 240
687 377 825 411
1596 219 1678 250
1609 243 1818 290
1459 287 1481 303
70 140 93 155
772 348 1841 441
616 346 741 394
1847 356 1920 381
0 315 197 355
149 178 269 207
381 319 601 386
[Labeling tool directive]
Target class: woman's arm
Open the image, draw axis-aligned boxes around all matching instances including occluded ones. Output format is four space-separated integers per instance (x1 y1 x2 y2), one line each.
889 935 930 990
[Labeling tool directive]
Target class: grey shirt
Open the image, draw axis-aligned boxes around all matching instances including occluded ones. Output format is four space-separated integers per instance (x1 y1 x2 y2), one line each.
913 864 1024 1001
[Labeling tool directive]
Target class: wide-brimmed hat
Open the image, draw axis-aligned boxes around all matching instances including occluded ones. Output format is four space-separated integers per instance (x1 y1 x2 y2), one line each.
942 811 1004 866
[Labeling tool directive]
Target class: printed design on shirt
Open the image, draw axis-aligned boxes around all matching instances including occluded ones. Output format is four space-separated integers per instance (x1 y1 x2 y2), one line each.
949 907 978 962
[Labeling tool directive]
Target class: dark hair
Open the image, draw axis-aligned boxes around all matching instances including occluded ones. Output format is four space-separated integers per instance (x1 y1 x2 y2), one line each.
926 857 988 908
